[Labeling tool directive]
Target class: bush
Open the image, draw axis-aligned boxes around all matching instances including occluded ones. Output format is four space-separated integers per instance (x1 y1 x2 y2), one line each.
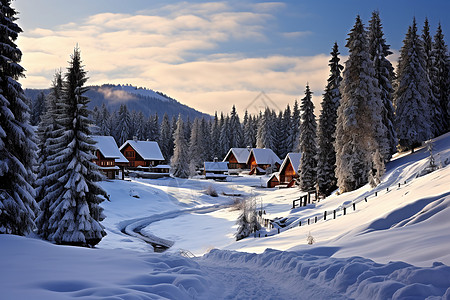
205 184 218 197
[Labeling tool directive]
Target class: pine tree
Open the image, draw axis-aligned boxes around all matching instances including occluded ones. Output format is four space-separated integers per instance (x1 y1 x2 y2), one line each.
291 99 301 152
422 18 444 137
335 16 385 193
188 118 205 173
317 43 343 196
146 113 159 141
201 118 212 160
298 85 317 191
394 18 433 151
171 115 190 178
279 104 292 159
219 115 231 158
134 111 146 140
256 108 274 149
35 71 63 205
210 112 221 158
36 48 108 246
159 113 171 162
116 104 131 145
229 105 243 148
368 11 397 160
0 1 39 235
98 103 111 136
432 23 450 133
31 92 46 126
235 197 260 241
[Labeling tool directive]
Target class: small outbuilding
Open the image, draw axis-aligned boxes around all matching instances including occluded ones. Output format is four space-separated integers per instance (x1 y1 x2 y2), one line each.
204 161 229 180
279 152 302 187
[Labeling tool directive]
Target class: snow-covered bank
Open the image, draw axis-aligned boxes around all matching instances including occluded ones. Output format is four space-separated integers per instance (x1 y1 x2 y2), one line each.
2 234 450 300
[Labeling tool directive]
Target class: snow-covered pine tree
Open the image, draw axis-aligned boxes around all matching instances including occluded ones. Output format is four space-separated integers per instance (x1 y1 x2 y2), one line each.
317 42 343 196
201 118 212 161
98 103 111 136
291 99 301 152
116 104 131 145
432 23 450 133
394 18 433 151
235 197 260 241
335 15 385 193
368 11 397 161
210 112 221 158
35 71 63 205
31 92 45 126
298 84 317 191
219 115 231 158
169 115 177 158
422 18 444 138
279 104 292 159
146 113 159 141
188 118 205 174
171 115 190 178
36 48 108 246
159 113 171 162
256 108 275 149
229 105 243 148
134 111 146 140
0 0 39 235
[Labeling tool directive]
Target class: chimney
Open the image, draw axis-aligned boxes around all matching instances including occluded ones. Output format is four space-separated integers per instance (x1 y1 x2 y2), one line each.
133 136 138 142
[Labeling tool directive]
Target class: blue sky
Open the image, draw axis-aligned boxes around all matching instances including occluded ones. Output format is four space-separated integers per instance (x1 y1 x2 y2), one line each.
15 1 450 115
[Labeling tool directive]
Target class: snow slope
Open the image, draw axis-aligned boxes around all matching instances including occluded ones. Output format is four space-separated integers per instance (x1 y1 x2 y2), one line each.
1 133 450 299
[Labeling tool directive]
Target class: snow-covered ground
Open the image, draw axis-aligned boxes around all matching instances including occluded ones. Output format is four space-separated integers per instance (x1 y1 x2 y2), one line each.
1 133 450 299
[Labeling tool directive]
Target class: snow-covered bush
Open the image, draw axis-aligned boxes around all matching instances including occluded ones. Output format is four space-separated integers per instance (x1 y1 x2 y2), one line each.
306 232 315 245
205 185 218 197
235 197 261 241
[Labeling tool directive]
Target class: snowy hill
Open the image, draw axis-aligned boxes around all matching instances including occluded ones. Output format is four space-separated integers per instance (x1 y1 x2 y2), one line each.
25 84 210 120
1 133 450 299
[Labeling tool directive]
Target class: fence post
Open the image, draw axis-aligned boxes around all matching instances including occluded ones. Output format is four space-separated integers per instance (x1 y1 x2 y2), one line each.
375 191 377 197
404 180 406 184
333 210 336 219
278 228 280 234
386 187 389 192
324 211 327 220
308 219 310 225
299 220 301 227
353 203 356 211
365 197 368 202
398 183 401 188
343 207 346 215
315 216 317 223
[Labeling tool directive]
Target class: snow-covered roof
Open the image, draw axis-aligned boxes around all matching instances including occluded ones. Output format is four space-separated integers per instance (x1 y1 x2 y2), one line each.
204 162 229 172
152 165 171 169
280 152 302 174
120 140 165 161
223 148 252 163
91 135 129 163
247 148 282 165
266 172 280 183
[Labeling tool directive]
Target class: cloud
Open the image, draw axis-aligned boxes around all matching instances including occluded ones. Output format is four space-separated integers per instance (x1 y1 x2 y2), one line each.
17 1 329 116
97 87 135 103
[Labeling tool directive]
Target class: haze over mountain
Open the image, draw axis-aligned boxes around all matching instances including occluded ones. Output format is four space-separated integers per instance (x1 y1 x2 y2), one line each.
25 84 210 120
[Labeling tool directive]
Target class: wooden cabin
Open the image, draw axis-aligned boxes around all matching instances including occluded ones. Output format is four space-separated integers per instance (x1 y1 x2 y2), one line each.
278 153 302 187
119 139 165 169
91 135 129 179
223 148 251 170
247 148 282 175
204 161 229 180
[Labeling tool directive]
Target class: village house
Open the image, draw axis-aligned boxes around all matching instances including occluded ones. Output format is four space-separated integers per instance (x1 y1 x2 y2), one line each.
223 148 251 172
204 161 229 180
247 148 282 175
278 152 302 187
267 172 280 188
119 139 165 169
91 135 129 179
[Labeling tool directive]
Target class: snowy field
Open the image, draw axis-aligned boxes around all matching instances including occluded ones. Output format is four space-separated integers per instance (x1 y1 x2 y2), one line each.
1 133 450 299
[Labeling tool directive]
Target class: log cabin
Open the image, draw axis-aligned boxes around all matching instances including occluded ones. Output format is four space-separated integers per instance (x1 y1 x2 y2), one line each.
91 135 129 179
204 161 229 180
119 139 165 169
223 148 251 171
247 148 282 175
278 152 302 187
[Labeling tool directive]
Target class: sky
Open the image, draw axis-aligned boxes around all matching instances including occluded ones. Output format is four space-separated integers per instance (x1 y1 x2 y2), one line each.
14 0 450 115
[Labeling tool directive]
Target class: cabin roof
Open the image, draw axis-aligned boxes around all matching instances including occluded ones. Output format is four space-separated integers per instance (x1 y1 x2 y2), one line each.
247 148 282 165
120 140 165 161
223 148 251 163
91 135 129 163
204 161 229 172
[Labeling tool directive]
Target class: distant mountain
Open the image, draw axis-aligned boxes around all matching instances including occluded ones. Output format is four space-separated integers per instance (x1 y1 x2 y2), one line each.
25 84 210 120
